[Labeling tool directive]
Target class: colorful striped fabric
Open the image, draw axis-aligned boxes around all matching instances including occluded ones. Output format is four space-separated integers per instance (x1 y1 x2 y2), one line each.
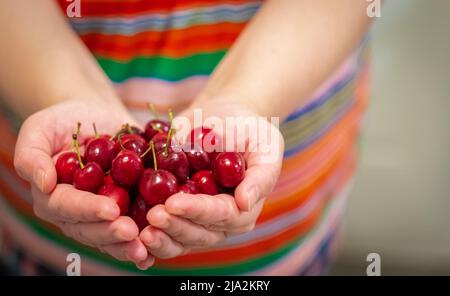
0 0 370 275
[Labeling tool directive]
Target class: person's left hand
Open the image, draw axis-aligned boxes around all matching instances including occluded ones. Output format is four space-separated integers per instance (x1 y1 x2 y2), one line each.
137 100 284 266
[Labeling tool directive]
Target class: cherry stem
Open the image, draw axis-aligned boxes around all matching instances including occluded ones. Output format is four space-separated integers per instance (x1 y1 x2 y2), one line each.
147 103 158 119
140 141 153 158
151 141 157 171
164 128 173 157
164 108 174 156
118 134 126 151
110 123 129 141
168 108 174 123
92 123 99 139
73 122 84 169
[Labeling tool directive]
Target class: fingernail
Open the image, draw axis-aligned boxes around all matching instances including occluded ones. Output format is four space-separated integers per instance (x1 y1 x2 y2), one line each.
99 204 120 220
247 186 258 210
34 168 46 192
140 230 153 245
165 198 185 215
136 257 155 270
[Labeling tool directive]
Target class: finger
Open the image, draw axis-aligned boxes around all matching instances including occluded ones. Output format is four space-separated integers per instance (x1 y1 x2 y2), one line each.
32 184 120 223
14 116 57 194
204 199 265 234
60 216 139 245
165 193 239 227
147 205 225 248
100 239 150 264
140 226 186 259
234 126 284 211
234 163 280 212
136 256 156 271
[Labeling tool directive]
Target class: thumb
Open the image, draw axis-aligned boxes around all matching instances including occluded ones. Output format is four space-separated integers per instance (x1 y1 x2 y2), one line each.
14 117 57 194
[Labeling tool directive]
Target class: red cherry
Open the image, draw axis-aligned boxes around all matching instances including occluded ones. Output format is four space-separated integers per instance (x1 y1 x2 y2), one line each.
191 170 220 195
144 119 170 141
212 152 245 188
104 174 114 185
84 134 110 146
84 137 120 171
98 184 130 215
139 168 179 206
155 150 189 182
186 148 210 173
189 127 222 159
129 196 151 231
56 152 83 184
110 150 144 187
179 180 201 194
73 162 105 193
119 134 148 155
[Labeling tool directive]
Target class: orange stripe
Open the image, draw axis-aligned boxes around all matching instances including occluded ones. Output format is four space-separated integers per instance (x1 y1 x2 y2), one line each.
259 147 355 223
81 22 246 60
157 196 324 267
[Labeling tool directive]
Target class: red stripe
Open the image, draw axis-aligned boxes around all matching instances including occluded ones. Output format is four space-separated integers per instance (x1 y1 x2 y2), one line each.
56 0 260 17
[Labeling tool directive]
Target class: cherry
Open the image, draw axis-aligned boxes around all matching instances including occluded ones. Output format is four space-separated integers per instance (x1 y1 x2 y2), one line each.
139 142 179 205
84 124 120 171
84 134 110 146
139 169 179 206
84 138 120 171
110 150 144 187
104 174 114 185
191 170 220 195
56 152 83 184
155 150 189 182
179 180 201 194
212 152 245 188
98 184 130 215
73 162 105 193
119 134 148 155
189 127 222 160
71 123 105 193
144 119 170 141
186 148 210 173
129 196 151 231
143 104 171 141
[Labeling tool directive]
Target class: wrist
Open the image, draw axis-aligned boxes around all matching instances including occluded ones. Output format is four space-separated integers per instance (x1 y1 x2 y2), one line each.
193 89 269 118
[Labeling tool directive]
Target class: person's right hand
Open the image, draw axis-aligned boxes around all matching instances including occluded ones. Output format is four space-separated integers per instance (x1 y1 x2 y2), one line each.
14 99 154 269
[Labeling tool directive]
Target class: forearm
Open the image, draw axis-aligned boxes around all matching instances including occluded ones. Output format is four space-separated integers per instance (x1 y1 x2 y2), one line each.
194 0 372 120
0 0 121 118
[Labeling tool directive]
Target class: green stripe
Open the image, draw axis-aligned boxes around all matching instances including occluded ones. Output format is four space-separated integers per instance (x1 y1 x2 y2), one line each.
1 194 335 275
96 51 226 83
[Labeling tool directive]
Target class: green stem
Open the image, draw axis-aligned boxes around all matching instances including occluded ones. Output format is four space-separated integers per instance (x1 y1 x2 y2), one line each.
140 141 153 158
73 122 84 169
164 128 173 157
147 103 158 119
93 123 99 139
151 141 157 171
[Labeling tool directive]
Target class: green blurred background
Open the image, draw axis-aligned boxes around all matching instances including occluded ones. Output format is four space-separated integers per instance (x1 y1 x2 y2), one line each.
331 0 450 275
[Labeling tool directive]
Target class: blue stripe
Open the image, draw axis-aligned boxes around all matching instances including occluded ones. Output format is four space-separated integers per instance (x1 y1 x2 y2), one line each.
284 72 356 123
283 98 356 158
70 4 260 35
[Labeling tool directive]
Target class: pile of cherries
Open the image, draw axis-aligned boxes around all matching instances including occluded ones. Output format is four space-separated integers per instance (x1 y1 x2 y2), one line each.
55 109 246 230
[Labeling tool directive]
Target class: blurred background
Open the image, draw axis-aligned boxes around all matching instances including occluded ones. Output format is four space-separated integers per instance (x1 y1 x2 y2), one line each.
330 0 450 275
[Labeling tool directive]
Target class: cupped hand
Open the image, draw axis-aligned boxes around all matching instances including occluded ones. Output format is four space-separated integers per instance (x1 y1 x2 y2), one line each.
14 99 153 267
140 100 284 260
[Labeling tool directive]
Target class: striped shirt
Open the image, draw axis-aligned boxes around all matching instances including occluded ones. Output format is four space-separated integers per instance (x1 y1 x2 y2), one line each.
0 0 370 275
